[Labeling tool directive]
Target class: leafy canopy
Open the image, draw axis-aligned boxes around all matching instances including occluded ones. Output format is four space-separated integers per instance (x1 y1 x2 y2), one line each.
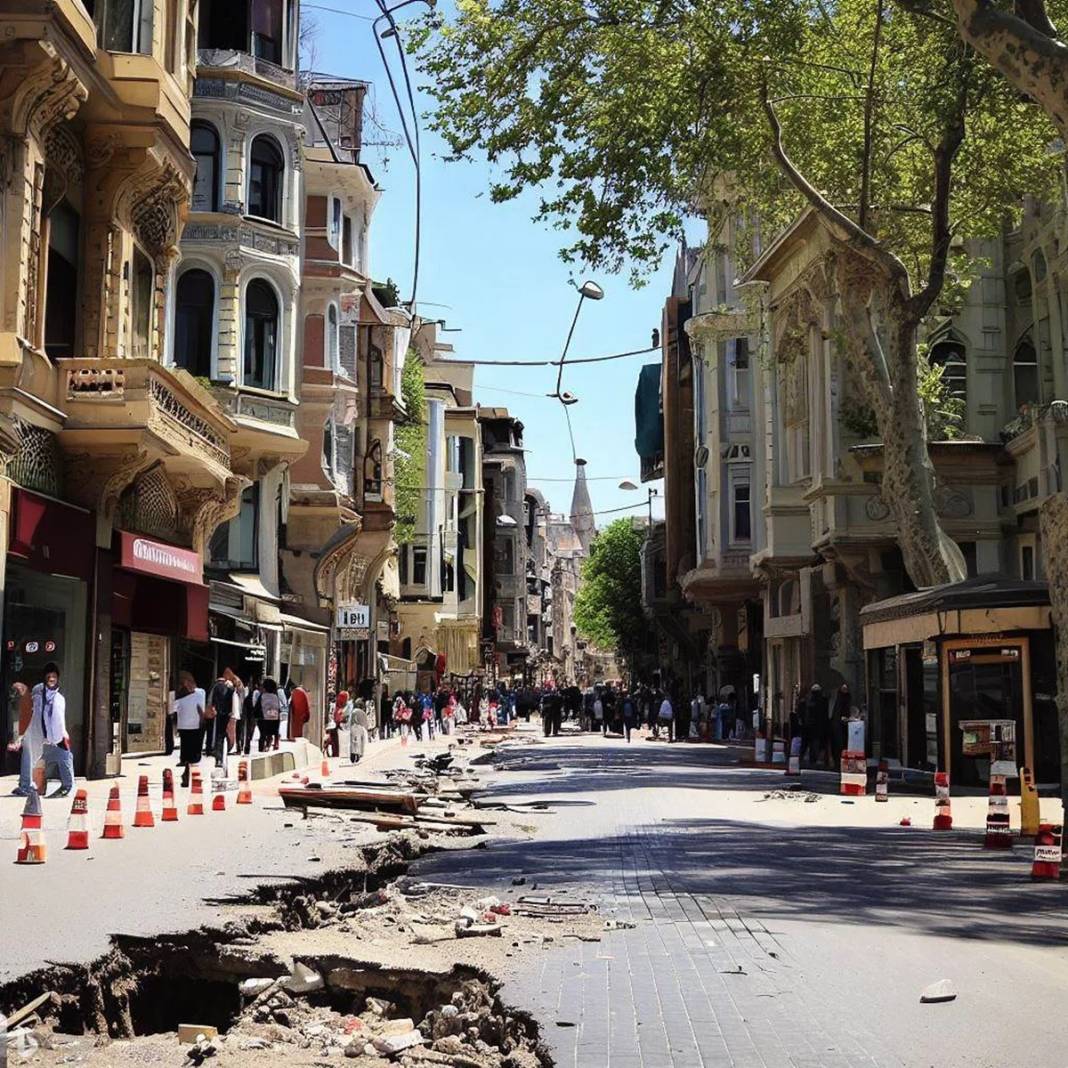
414 0 1060 284
394 350 426 545
572 518 648 657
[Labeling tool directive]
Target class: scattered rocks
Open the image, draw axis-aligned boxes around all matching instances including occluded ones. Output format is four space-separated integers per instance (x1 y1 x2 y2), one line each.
920 979 958 1004
282 961 324 994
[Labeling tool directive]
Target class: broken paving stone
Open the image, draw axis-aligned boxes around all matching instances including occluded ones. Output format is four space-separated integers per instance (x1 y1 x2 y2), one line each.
365 997 395 1017
379 1017 416 1036
920 979 958 1004
239 978 276 998
456 922 503 938
283 962 324 994
373 1029 425 1054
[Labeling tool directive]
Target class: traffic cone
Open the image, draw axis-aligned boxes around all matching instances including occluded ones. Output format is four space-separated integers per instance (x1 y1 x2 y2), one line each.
187 769 205 815
132 774 154 828
161 768 179 822
65 788 90 849
840 751 866 796
1031 823 1062 880
875 761 889 802
984 774 1012 849
101 784 125 839
211 774 226 812
15 789 46 864
236 760 252 804
933 771 952 830
321 756 330 778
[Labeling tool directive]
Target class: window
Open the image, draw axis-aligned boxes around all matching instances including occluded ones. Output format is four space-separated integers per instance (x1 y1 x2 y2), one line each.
322 417 335 478
131 246 154 359
369 343 383 388
731 337 750 409
251 0 283 62
412 546 428 586
399 546 409 585
930 339 967 403
190 123 220 212
342 215 353 266
209 484 259 570
327 304 339 371
244 279 278 390
1022 544 1036 581
247 135 283 223
733 481 752 542
1014 338 1040 409
1013 268 1033 303
329 198 342 249
98 0 154 54
198 0 246 49
44 200 79 360
174 269 214 377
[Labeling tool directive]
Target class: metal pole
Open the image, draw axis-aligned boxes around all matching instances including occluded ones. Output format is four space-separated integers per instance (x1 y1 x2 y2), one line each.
554 293 586 398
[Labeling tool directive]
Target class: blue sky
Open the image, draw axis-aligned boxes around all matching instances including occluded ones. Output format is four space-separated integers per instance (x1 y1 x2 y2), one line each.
305 2 669 523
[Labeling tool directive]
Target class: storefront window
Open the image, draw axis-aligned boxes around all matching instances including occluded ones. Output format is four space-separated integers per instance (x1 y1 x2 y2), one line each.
209 484 260 570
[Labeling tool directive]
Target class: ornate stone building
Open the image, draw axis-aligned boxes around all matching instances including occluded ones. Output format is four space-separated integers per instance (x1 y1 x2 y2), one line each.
284 77 407 710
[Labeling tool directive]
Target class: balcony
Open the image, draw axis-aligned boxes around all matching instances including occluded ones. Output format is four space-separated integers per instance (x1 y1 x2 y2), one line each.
214 387 305 469
196 49 298 92
59 359 234 485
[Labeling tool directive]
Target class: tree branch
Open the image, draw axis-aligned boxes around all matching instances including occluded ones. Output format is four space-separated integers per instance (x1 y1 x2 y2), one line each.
907 60 969 319
760 85 910 289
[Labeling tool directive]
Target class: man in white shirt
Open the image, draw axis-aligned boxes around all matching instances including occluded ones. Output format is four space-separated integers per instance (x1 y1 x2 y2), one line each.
38 662 73 798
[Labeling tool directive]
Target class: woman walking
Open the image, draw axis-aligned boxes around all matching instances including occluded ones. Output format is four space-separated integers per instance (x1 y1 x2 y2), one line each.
257 678 281 752
173 672 204 788
349 698 370 763
326 691 347 757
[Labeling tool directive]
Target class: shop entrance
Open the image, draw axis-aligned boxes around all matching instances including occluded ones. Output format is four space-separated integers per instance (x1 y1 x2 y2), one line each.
2 562 87 773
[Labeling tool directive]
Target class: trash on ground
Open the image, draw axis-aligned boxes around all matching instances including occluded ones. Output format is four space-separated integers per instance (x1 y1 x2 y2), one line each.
920 979 958 1003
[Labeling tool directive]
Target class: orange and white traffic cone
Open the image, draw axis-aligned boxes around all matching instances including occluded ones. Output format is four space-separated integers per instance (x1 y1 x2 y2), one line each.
1031 823 1062 880
236 760 252 804
161 768 179 822
875 761 889 802
101 784 125 839
65 788 90 850
933 771 952 830
132 774 154 828
984 774 1012 849
839 751 866 796
187 769 205 816
211 774 226 812
321 756 330 778
15 789 46 864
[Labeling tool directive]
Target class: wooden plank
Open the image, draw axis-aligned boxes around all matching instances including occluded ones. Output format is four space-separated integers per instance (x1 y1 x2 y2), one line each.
5 992 53 1029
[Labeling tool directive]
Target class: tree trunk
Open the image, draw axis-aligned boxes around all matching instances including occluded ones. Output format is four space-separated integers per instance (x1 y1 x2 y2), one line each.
875 307 968 588
1039 493 1068 852
834 260 968 589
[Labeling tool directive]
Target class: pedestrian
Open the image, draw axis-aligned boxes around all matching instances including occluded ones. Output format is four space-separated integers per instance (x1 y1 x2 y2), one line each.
226 670 244 755
287 681 310 741
805 684 829 766
395 692 413 745
832 683 851 767
657 691 674 742
788 685 803 749
592 691 604 734
257 678 281 752
349 698 370 763
35 663 74 798
675 689 691 743
621 691 638 742
274 679 288 749
733 693 746 741
11 680 43 798
207 670 235 770
241 676 260 756
173 673 204 787
326 692 346 757
379 686 394 739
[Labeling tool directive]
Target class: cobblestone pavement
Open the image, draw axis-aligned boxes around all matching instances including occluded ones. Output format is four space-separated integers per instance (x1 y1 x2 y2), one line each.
415 731 1068 1067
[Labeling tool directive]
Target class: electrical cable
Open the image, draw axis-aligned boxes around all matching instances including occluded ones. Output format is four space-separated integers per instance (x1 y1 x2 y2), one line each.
304 3 376 19
459 344 658 368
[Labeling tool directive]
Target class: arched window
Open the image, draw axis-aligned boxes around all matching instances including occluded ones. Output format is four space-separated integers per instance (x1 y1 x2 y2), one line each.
247 135 283 222
327 304 339 371
190 122 220 212
1014 338 1040 409
244 279 279 390
929 339 967 402
175 269 215 377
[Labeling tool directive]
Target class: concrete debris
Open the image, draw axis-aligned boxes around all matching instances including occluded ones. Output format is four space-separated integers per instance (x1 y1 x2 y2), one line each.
758 789 822 803
373 1027 425 1053
282 961 324 994
603 919 636 930
920 979 958 1003
238 977 277 998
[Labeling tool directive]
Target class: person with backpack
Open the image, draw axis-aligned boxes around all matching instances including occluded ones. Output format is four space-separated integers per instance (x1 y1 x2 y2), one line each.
592 691 604 734
256 677 281 752
657 691 674 742
621 691 638 743
207 670 236 770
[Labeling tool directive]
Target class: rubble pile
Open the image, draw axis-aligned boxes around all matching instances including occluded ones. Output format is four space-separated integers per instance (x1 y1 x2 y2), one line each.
215 966 547 1067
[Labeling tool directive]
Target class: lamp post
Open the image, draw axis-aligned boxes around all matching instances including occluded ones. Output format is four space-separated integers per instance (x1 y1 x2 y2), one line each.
550 279 605 402
618 480 659 525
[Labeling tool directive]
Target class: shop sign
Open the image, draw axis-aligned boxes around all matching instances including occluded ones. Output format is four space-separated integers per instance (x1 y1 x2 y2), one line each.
120 532 201 584
336 602 370 629
338 627 371 641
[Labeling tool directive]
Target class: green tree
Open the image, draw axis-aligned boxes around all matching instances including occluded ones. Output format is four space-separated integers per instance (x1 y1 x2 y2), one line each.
394 350 426 545
415 0 1058 588
573 519 649 663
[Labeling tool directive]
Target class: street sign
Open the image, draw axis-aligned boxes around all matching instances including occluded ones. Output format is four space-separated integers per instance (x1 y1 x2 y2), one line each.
336 602 370 629
338 627 371 642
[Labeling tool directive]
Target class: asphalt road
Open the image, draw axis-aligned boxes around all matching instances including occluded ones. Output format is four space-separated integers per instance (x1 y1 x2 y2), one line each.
415 731 1068 1068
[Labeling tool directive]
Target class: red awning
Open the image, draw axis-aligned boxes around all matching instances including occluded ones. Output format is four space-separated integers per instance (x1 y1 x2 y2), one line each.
112 568 209 641
8 488 94 581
